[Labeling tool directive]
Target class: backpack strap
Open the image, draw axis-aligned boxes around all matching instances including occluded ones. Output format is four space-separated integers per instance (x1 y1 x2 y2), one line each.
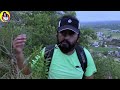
44 45 55 72
75 45 87 77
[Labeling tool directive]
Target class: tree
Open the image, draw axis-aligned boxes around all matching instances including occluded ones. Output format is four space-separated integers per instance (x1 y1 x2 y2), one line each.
79 28 97 48
0 11 77 78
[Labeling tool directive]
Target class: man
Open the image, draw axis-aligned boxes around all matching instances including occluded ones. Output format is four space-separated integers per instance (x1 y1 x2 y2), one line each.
13 15 97 79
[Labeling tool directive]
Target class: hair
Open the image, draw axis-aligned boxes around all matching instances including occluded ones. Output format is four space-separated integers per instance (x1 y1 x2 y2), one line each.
2 12 8 17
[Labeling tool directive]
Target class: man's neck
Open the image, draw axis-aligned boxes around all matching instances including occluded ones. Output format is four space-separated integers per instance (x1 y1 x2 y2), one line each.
65 49 75 55
56 44 76 55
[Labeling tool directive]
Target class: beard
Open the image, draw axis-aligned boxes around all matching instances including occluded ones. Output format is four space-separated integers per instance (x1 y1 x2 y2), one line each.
57 38 77 54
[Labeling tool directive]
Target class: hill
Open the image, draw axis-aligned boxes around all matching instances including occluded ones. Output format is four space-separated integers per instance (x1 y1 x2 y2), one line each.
81 20 120 30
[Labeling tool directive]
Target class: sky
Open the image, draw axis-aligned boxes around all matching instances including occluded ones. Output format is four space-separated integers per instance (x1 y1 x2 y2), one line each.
76 11 120 22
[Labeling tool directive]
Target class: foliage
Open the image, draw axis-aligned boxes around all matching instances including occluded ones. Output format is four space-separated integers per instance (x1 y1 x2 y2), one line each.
94 56 120 79
0 11 78 79
28 45 49 79
79 28 97 48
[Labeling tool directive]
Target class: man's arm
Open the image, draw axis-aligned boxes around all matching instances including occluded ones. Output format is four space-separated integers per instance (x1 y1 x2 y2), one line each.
13 34 31 75
85 75 94 79
83 48 97 79
15 51 31 75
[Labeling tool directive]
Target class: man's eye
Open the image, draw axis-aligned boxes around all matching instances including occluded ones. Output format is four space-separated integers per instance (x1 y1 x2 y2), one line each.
60 32 65 35
69 31 75 35
60 30 75 36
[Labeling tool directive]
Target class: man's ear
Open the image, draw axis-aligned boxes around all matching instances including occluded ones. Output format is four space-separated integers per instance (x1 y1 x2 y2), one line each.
77 35 80 43
77 38 79 43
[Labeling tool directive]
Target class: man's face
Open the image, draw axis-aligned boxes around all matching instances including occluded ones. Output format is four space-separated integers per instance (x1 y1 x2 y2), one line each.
57 29 79 54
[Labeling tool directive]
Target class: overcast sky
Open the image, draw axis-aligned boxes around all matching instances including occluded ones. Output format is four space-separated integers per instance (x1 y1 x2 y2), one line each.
76 11 120 22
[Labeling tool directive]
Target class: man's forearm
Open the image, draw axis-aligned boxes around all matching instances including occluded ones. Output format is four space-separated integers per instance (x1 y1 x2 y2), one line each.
16 52 31 75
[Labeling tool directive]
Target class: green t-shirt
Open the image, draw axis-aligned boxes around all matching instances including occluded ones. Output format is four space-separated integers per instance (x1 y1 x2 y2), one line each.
31 44 97 79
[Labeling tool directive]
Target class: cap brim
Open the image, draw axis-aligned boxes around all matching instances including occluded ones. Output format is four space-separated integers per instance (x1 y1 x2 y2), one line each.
58 25 79 34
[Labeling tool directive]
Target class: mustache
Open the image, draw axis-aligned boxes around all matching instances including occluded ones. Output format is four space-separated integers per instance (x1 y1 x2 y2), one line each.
59 40 70 44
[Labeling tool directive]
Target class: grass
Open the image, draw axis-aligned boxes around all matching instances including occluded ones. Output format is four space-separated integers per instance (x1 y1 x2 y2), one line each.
112 33 120 39
0 45 49 79
101 30 120 39
88 46 118 53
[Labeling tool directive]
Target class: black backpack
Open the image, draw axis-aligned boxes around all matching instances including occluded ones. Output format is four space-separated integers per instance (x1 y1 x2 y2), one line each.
44 45 87 78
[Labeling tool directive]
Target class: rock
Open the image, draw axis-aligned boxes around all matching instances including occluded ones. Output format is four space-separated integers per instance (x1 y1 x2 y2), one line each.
108 51 114 55
103 56 107 58
117 47 120 49
92 41 99 47
115 51 120 57
114 58 120 62
105 45 107 47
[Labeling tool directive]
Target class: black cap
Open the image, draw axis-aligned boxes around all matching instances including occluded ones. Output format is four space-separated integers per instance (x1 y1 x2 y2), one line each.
58 15 80 34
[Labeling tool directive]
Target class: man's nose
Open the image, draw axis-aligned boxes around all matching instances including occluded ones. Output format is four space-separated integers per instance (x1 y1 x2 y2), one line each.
64 34 70 40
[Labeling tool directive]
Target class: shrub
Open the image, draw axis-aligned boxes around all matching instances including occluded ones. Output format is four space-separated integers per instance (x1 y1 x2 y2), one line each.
94 56 120 79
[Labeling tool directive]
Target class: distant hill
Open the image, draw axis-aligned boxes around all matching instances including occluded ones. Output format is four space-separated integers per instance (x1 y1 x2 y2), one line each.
80 21 120 30
81 20 120 25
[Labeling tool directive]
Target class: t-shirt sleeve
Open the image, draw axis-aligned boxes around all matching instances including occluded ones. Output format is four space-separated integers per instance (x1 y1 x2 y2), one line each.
30 47 45 69
84 48 97 77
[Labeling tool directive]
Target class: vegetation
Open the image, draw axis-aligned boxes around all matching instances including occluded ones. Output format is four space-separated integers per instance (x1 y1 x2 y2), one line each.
94 56 120 79
0 11 79 79
0 11 120 79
